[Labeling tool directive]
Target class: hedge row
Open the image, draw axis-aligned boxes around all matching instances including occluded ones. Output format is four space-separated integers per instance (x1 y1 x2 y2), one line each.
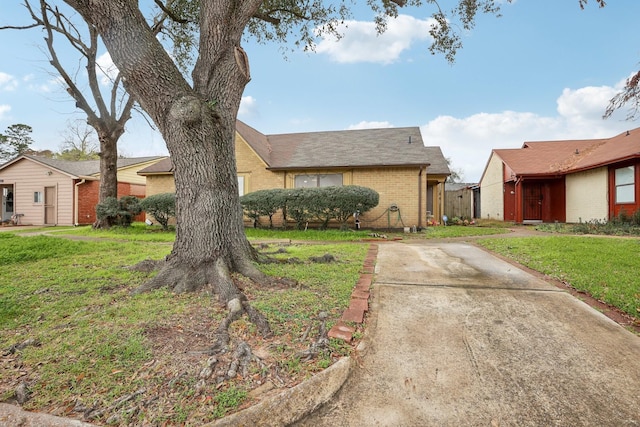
240 186 379 230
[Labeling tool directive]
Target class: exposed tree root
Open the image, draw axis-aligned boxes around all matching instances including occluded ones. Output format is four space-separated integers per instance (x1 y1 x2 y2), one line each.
296 312 330 361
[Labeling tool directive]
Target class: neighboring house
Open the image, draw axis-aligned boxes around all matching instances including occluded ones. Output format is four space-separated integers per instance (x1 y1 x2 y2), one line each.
444 182 480 220
0 155 166 226
138 120 451 229
480 128 640 223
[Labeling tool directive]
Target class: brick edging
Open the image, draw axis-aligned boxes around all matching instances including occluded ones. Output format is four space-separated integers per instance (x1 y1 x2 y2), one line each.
328 244 378 341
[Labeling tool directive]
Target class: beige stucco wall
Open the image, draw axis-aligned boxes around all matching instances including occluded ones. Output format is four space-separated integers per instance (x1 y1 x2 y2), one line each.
565 167 608 223
0 159 75 226
480 153 505 221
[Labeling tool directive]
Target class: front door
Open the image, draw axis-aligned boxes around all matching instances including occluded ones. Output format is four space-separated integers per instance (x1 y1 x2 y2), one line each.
44 186 56 225
1 186 14 222
523 183 543 221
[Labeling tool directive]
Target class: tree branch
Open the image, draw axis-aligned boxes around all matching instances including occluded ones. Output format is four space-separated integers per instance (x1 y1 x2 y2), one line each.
153 0 191 24
0 23 39 30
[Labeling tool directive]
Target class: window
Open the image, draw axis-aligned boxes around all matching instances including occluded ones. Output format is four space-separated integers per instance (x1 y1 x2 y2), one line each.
238 176 245 196
294 174 343 188
34 191 43 204
615 166 635 204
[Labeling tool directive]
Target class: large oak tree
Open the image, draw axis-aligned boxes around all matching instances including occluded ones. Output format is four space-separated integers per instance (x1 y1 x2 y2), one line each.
58 0 615 351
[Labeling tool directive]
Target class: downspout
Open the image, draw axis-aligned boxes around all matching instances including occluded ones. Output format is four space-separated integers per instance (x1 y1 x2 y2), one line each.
74 179 86 226
418 166 424 228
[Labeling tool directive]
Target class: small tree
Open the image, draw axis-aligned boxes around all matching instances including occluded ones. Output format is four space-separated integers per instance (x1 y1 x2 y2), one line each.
0 124 34 161
57 120 100 161
140 193 176 230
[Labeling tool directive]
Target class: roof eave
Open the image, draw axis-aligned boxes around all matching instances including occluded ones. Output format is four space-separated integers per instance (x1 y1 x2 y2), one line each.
267 162 433 171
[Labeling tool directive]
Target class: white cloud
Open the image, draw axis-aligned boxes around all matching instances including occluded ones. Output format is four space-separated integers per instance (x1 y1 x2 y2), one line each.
0 72 18 91
29 76 65 94
315 15 436 64
420 84 632 183
0 105 11 120
96 52 119 85
239 95 258 118
348 120 394 130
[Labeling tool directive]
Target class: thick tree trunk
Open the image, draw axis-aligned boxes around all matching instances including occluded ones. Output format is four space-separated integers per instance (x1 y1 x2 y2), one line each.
64 0 264 290
92 130 120 229
64 0 269 348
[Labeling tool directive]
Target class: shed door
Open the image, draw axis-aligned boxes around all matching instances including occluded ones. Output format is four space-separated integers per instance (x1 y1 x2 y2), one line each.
523 183 542 221
44 186 56 225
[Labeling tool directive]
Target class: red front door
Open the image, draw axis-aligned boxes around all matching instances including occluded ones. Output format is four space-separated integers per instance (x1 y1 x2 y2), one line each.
523 183 543 221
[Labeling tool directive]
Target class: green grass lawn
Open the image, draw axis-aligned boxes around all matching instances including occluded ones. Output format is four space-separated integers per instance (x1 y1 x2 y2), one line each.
3 223 638 423
421 224 509 238
48 220 511 242
0 231 368 425
477 235 640 318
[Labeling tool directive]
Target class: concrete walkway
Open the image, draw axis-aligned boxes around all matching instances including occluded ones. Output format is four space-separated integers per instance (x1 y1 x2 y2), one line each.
295 241 640 426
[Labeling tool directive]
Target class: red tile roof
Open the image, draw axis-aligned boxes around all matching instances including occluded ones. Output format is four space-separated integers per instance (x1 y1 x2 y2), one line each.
493 128 640 177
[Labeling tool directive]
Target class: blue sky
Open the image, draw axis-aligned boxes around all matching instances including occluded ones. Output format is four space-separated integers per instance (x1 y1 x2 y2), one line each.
1 0 640 182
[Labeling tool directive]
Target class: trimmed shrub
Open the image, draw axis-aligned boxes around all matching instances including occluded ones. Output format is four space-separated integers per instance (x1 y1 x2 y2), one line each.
239 189 285 228
140 193 176 230
283 188 318 230
322 186 379 230
240 186 379 230
95 195 142 227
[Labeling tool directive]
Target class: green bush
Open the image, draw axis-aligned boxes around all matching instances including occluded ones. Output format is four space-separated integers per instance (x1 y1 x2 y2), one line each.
325 186 379 230
240 186 379 230
283 188 318 230
140 193 176 230
239 189 285 228
95 196 142 227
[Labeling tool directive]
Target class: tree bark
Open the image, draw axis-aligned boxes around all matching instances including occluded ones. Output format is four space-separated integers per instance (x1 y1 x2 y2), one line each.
92 125 124 228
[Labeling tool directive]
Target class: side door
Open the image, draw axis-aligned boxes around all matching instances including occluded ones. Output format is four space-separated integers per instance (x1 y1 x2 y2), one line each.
44 186 57 225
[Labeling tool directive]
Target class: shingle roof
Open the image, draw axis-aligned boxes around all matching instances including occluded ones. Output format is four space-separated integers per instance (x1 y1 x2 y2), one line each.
493 128 640 177
239 121 450 173
137 157 173 175
140 121 451 175
5 155 165 177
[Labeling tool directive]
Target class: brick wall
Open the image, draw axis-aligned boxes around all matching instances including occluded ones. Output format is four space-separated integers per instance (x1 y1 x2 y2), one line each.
353 167 424 229
77 180 99 225
145 175 176 196
76 180 146 225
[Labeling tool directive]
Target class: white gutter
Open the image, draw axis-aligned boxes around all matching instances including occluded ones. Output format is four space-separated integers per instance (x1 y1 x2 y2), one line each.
74 179 86 226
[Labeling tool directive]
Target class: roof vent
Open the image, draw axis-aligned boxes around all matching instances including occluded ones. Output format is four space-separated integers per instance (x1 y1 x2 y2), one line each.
626 130 630 136
575 149 579 154
408 136 412 144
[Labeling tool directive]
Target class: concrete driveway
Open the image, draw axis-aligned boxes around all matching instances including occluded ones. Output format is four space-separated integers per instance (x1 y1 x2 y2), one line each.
296 241 640 426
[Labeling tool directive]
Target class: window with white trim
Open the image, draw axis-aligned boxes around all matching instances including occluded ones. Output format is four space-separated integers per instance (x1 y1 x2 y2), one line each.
34 191 43 204
294 174 343 188
615 166 635 204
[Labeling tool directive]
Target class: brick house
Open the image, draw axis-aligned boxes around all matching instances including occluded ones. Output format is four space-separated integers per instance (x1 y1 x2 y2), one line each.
138 121 450 229
0 155 166 226
479 127 640 223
